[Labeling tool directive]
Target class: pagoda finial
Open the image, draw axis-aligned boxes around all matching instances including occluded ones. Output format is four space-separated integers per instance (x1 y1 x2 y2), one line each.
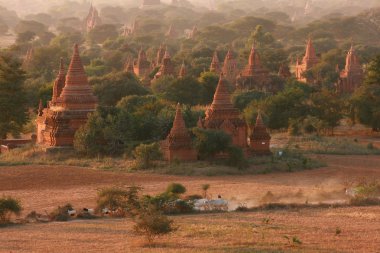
256 111 264 127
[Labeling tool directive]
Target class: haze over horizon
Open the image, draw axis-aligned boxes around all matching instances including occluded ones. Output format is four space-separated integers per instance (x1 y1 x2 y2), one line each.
0 0 379 17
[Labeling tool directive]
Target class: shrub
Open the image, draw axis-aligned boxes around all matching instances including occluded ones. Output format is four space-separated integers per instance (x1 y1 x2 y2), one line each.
134 206 176 243
0 197 22 224
133 143 162 170
166 183 187 195
193 128 232 159
96 186 142 217
49 204 74 222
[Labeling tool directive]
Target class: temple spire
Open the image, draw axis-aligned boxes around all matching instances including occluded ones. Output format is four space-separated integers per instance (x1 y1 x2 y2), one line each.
65 44 88 87
179 61 186 78
256 111 264 127
211 73 234 110
52 58 66 102
169 104 187 137
210 50 220 73
304 37 317 60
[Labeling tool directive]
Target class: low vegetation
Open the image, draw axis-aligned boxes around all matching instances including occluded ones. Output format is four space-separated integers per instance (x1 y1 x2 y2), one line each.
0 197 22 225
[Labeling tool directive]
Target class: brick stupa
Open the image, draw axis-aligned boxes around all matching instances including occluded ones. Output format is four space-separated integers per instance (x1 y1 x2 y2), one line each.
222 49 239 84
85 4 101 33
161 104 197 162
134 48 151 78
210 51 221 74
236 44 270 91
336 44 364 93
155 44 166 66
36 44 98 147
296 38 319 83
154 48 175 79
199 74 248 149
250 112 271 155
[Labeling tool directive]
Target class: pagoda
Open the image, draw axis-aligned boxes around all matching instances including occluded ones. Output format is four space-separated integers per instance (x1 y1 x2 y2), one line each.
198 74 248 149
249 112 271 155
188 26 198 39
133 48 151 78
161 104 197 162
210 51 221 74
295 38 319 84
36 44 98 147
336 44 364 93
124 58 135 74
85 4 101 33
155 44 166 67
179 61 187 78
236 44 270 91
222 49 239 84
166 25 178 39
154 48 175 79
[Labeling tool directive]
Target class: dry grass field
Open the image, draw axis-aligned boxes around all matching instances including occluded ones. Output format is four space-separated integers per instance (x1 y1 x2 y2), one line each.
0 154 380 252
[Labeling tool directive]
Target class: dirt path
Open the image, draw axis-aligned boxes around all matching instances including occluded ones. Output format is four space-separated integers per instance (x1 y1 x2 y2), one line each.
0 155 379 213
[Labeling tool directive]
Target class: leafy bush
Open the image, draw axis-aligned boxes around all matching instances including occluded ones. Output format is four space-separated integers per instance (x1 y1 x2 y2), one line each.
134 206 177 243
0 197 22 224
96 186 142 217
133 143 162 170
166 183 187 195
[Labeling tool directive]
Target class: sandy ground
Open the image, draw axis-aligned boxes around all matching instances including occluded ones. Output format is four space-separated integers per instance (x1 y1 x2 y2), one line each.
0 154 380 252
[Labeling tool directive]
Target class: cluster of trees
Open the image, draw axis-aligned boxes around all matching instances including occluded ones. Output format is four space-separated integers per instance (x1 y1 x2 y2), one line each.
1 2 380 165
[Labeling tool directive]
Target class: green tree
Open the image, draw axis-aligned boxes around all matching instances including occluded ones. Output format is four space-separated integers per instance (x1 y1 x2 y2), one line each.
163 76 202 105
133 143 162 169
0 54 27 139
134 206 176 244
351 56 380 131
74 107 133 156
198 71 219 104
91 72 148 106
0 197 22 224
87 24 118 44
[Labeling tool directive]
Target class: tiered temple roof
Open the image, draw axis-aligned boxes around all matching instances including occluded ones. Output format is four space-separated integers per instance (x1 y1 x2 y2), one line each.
86 4 101 33
161 104 197 161
337 44 364 93
155 44 166 66
154 48 175 79
236 44 270 90
125 58 135 74
222 49 239 83
199 74 248 149
36 44 98 148
210 51 221 73
296 38 319 83
166 25 178 38
133 48 151 77
55 44 97 110
250 112 271 155
51 58 66 106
